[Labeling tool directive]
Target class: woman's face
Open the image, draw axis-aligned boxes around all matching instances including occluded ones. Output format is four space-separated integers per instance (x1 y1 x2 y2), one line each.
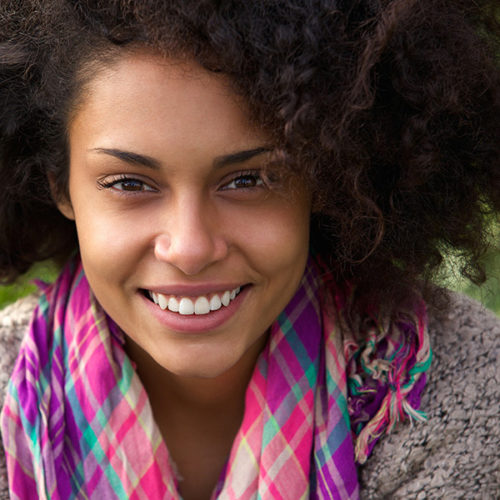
61 50 311 379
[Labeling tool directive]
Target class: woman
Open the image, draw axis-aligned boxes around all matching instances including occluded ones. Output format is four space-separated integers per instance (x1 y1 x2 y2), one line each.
0 1 498 499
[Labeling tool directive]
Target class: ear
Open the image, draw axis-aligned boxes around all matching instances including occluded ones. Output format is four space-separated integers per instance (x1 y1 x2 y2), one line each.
56 196 76 221
47 173 75 220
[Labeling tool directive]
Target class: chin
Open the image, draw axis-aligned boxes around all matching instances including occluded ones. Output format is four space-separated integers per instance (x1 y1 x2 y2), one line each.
157 352 239 380
169 363 234 380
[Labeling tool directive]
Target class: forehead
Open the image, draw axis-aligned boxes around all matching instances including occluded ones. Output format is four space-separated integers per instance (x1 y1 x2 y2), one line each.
69 50 267 157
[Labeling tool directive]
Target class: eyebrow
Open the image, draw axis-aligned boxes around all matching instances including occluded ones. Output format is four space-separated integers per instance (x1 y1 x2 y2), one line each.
90 148 161 169
90 146 271 170
213 147 271 168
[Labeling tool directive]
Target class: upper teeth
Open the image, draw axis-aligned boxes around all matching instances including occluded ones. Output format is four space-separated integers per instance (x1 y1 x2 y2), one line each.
149 287 241 315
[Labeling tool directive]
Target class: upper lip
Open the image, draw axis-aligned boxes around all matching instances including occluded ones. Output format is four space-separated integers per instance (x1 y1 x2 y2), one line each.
142 283 247 296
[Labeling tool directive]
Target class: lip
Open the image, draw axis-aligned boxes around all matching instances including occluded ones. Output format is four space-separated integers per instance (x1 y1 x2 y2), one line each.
139 284 250 333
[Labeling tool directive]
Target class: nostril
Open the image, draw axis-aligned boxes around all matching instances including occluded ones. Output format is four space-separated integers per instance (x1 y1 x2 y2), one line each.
154 234 229 276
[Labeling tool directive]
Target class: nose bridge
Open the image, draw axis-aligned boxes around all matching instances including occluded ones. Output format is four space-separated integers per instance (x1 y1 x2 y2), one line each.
154 191 227 275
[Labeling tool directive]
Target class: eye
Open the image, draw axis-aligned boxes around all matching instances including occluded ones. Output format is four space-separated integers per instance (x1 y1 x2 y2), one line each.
221 171 265 190
97 176 156 193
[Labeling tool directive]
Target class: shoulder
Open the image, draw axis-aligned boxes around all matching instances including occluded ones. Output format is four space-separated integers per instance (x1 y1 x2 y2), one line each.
0 293 39 500
360 292 500 499
0 293 39 404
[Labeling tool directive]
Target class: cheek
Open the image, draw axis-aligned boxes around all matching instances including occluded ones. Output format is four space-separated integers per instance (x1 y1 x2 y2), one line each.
70 198 152 286
225 198 311 272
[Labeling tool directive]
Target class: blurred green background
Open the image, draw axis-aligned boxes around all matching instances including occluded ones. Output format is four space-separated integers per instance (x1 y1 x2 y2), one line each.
1 242 498 316
0 261 58 310
443 245 500 316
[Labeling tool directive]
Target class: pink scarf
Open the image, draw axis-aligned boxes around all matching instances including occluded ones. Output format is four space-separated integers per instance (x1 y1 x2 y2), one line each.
1 256 431 498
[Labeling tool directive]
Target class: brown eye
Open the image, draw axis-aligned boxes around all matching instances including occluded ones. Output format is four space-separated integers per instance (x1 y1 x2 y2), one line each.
222 172 264 190
116 179 146 191
234 175 260 188
98 176 156 192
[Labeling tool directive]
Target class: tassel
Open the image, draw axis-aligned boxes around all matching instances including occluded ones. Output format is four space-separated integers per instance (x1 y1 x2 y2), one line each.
348 307 432 464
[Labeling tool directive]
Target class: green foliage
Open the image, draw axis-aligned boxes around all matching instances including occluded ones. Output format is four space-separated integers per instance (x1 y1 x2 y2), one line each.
445 246 500 316
439 216 499 316
0 263 58 310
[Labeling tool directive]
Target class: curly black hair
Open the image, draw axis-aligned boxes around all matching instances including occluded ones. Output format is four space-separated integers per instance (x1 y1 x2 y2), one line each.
0 0 499 309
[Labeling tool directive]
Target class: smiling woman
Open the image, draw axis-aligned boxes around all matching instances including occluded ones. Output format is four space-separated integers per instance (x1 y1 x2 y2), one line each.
0 1 499 499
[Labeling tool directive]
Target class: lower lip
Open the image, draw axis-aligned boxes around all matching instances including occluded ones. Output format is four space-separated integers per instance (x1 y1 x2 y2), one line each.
139 286 250 333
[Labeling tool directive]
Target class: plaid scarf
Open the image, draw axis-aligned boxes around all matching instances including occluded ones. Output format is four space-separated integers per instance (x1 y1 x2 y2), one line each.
1 256 430 499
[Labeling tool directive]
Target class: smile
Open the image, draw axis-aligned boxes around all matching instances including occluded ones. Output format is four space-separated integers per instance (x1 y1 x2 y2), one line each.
147 287 241 315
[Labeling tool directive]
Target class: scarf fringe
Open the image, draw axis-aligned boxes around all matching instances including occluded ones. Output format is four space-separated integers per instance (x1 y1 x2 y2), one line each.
346 307 432 464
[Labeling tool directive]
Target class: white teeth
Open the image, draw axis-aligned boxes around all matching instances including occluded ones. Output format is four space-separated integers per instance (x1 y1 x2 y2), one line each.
179 297 195 315
148 286 242 315
168 297 179 312
209 294 222 311
157 293 168 310
194 297 210 315
221 291 231 307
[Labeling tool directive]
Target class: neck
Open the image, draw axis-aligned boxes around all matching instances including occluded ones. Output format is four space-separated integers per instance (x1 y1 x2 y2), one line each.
126 335 268 500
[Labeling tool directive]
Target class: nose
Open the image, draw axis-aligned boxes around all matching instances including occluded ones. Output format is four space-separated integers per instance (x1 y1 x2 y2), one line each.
154 198 228 276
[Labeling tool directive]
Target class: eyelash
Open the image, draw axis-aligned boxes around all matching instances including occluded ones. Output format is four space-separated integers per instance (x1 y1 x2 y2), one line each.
97 175 155 193
97 170 267 194
220 170 266 190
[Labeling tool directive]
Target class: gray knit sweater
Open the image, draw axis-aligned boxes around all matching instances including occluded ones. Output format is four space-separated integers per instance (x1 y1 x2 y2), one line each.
0 292 498 499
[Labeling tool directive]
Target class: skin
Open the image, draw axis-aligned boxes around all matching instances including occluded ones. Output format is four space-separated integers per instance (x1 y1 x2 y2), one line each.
58 49 312 499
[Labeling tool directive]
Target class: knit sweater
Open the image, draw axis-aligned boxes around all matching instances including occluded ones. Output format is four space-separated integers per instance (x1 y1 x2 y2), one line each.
0 292 498 499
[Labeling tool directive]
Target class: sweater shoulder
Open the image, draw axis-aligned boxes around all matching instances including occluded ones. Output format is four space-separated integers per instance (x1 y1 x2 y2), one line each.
360 292 500 499
0 294 40 402
0 293 39 500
